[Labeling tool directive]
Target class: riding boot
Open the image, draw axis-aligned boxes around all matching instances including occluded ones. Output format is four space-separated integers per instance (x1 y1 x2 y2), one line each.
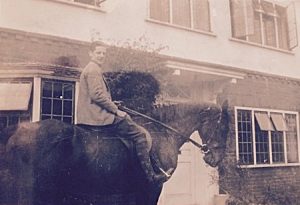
136 141 168 185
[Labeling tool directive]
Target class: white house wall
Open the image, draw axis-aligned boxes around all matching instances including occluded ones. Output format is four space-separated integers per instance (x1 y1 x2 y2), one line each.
0 0 300 78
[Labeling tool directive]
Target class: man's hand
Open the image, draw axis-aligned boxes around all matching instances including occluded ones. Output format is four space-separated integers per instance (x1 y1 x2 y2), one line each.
116 110 127 118
113 101 123 107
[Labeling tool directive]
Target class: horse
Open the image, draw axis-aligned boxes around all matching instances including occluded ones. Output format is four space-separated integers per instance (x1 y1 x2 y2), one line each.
0 102 229 205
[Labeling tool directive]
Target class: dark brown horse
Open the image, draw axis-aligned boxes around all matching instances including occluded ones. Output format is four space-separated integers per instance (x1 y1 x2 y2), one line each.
0 102 229 205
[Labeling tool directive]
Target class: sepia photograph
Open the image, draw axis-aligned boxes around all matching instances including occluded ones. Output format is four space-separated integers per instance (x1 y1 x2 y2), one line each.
0 0 299 204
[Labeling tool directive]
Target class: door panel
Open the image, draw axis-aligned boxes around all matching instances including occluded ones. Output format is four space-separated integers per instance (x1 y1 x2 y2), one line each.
158 131 219 205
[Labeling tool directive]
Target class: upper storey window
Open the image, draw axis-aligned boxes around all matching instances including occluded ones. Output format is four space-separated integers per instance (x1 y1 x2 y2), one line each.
149 0 211 32
230 0 298 50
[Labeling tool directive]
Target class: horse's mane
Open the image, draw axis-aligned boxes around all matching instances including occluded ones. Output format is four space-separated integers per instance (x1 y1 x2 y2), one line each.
151 102 221 123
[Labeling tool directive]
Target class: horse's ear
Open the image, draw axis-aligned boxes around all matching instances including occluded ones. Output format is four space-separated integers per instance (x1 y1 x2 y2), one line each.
220 100 230 137
221 100 229 113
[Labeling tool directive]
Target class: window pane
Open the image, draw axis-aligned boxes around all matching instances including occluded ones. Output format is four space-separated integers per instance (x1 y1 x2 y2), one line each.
42 82 52 98
271 131 284 163
63 83 74 100
8 116 19 126
261 0 274 14
276 5 288 50
0 116 7 129
255 120 270 164
172 0 191 27
230 0 244 38
192 0 210 31
53 100 62 115
20 115 30 123
63 117 72 124
286 114 299 163
41 115 51 120
149 0 170 22
263 14 276 47
63 100 73 116
53 83 63 99
42 99 52 115
53 116 62 121
248 12 262 44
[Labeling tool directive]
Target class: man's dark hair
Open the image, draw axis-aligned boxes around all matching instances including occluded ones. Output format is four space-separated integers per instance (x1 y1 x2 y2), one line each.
90 41 107 51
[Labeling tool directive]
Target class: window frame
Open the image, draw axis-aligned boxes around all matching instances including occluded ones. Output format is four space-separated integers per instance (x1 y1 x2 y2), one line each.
229 0 298 51
235 106 300 168
40 79 75 124
147 0 213 34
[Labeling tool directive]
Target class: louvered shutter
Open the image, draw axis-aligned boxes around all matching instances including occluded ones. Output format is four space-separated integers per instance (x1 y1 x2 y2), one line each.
193 0 210 31
230 0 254 38
149 0 170 22
287 2 298 50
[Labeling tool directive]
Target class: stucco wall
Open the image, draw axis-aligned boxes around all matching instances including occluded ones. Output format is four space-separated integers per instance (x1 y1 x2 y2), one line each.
0 0 299 79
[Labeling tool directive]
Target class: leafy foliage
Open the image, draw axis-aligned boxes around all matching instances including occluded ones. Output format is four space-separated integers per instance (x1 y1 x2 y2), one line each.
104 71 160 113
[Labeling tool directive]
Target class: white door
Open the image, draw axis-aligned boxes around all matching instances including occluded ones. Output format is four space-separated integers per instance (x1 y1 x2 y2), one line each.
158 131 219 205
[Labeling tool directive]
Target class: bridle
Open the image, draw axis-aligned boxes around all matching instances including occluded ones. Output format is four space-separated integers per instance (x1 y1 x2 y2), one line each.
186 107 224 154
119 105 223 155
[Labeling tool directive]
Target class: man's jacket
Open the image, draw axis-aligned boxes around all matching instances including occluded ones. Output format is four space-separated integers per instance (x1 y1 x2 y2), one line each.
76 61 118 126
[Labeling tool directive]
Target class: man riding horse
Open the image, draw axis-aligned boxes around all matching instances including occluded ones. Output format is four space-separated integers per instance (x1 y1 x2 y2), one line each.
76 41 170 185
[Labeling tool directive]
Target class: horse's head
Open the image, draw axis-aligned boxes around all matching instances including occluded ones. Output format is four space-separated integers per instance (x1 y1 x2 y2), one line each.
196 101 229 167
150 102 229 169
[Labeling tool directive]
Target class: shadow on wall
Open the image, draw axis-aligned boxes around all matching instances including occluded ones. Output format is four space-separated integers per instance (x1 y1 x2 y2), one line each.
54 56 80 67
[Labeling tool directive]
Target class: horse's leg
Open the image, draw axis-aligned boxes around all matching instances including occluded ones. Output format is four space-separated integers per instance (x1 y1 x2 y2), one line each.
136 182 163 205
7 147 34 205
148 184 163 205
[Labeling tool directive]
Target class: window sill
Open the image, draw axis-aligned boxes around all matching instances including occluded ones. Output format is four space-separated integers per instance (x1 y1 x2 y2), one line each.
229 38 295 55
239 163 300 169
146 18 216 37
43 0 106 13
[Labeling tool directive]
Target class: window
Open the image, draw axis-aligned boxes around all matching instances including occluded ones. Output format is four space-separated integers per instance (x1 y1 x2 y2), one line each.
230 0 298 50
149 0 211 32
236 107 300 167
41 80 75 124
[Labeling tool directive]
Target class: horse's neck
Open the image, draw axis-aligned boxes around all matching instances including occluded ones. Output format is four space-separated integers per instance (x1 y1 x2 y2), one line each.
167 116 198 149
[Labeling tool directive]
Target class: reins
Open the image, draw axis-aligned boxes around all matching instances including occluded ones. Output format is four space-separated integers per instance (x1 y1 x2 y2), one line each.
119 105 210 154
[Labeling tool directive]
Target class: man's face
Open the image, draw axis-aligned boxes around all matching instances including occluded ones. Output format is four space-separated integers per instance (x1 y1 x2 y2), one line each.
89 46 106 65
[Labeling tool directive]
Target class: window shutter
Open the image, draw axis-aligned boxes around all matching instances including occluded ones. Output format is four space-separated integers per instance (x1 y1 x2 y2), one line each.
172 0 191 27
286 2 298 50
192 0 210 31
254 112 274 131
270 113 287 131
245 0 254 35
0 82 32 111
230 0 254 38
149 0 170 22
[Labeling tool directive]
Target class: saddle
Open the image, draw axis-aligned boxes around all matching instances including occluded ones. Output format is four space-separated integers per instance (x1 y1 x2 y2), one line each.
76 124 138 161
